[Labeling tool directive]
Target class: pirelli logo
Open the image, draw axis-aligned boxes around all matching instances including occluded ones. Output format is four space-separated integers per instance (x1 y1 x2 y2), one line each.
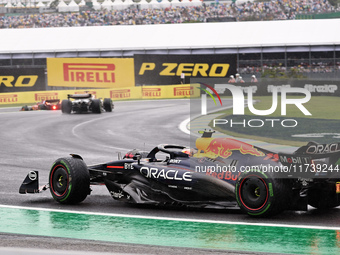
63 63 115 83
143 88 161 97
110 89 131 99
0 94 18 103
174 86 193 96
35 92 58 101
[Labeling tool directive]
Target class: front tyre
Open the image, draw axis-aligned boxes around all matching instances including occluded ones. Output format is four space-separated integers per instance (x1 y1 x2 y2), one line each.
49 157 90 204
235 171 288 217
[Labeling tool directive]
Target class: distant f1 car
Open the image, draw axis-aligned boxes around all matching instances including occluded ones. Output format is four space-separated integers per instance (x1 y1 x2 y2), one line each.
19 131 340 217
61 93 113 114
21 99 61 111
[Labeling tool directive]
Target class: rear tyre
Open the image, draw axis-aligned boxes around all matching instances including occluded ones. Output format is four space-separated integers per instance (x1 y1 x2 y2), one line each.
38 104 47 110
103 98 113 112
308 180 340 209
235 171 289 217
61 100 72 114
91 99 101 113
49 157 90 204
21 105 29 111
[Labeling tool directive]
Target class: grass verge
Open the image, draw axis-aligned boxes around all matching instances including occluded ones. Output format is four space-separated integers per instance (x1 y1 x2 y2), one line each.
209 96 340 146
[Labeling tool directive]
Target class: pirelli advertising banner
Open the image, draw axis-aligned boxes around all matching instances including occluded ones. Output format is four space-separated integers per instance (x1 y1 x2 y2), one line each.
134 54 237 85
47 58 135 88
203 79 340 97
0 68 45 93
0 84 199 105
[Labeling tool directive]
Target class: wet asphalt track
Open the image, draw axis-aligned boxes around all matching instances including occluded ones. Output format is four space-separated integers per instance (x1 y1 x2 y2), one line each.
0 99 340 255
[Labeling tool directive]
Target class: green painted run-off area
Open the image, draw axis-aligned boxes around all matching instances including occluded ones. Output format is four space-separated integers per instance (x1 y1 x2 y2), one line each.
0 206 340 254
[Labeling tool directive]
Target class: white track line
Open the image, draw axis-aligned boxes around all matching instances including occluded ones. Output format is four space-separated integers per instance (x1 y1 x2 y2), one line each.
178 104 233 136
178 117 191 135
1 204 339 231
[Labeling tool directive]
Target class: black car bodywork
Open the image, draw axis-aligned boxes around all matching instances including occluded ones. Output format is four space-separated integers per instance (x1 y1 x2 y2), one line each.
20 131 340 217
21 99 61 111
61 93 113 114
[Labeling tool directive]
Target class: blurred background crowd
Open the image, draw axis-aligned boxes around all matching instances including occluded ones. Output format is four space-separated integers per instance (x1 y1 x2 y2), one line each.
0 0 339 28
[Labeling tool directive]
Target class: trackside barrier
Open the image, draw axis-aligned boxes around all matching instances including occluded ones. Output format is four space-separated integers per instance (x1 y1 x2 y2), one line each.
0 84 200 105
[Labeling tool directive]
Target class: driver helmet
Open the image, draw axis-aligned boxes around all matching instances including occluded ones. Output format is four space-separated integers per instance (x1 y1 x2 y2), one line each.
181 148 197 157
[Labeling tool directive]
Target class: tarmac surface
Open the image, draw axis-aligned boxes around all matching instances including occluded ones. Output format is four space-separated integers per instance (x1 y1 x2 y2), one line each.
0 99 339 255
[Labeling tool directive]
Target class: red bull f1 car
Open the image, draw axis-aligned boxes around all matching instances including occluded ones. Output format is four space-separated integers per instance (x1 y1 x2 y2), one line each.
61 93 113 114
19 131 340 217
21 99 61 111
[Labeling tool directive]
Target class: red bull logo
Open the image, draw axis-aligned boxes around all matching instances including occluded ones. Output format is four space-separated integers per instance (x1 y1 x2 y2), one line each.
206 170 241 181
204 138 264 159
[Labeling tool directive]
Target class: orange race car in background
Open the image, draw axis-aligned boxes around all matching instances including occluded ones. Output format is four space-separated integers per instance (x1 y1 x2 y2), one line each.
20 99 61 111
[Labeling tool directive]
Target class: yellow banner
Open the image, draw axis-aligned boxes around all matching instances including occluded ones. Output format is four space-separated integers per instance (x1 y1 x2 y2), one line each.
47 58 135 88
142 84 200 99
0 84 200 105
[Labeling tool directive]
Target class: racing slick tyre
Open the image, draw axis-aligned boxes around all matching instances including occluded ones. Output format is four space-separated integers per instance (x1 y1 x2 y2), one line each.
91 99 101 114
38 104 47 110
49 157 90 204
308 180 340 209
235 171 289 217
21 105 29 111
103 98 113 112
61 100 72 114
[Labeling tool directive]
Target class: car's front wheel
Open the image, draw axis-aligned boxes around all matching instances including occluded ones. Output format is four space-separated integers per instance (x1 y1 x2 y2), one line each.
49 157 90 204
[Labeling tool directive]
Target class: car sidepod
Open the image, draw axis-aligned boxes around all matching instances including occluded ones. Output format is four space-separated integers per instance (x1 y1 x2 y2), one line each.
97 157 236 207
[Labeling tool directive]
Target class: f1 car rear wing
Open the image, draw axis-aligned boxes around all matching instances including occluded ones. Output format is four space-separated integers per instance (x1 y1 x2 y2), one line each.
295 142 340 158
45 99 60 104
67 94 92 99
293 142 340 169
19 171 48 194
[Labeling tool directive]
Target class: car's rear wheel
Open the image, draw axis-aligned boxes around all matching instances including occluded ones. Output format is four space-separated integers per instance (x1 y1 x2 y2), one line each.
235 170 289 217
308 180 340 209
21 105 29 111
38 104 47 110
61 100 72 114
91 99 101 113
103 98 113 112
49 157 90 204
